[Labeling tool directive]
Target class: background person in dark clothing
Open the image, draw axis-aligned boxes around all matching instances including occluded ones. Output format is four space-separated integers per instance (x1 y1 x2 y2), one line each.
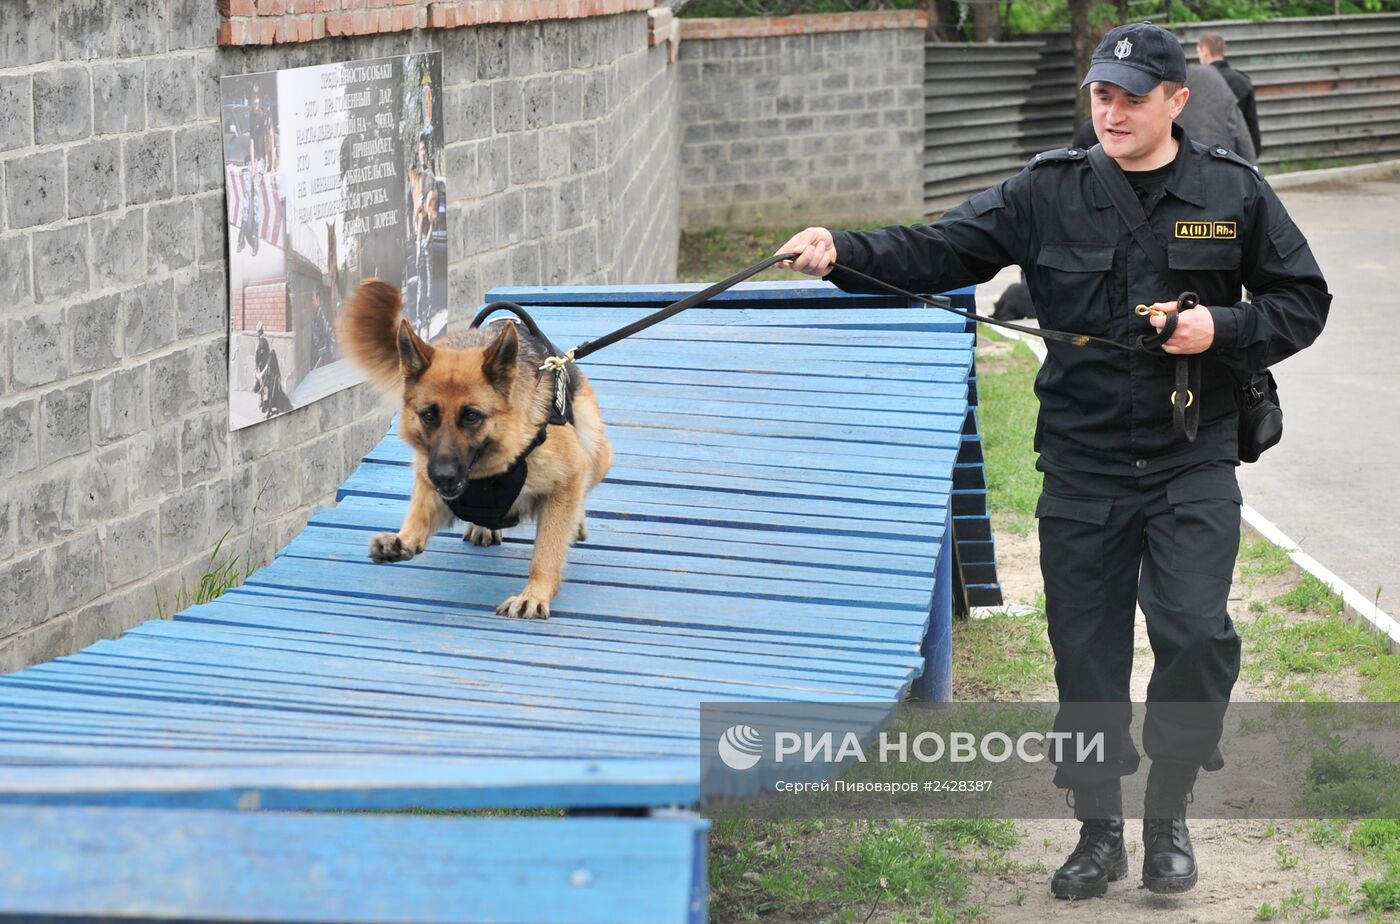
778 22 1329 903
249 87 276 172
254 322 292 417
1072 116 1098 151
1197 32 1262 156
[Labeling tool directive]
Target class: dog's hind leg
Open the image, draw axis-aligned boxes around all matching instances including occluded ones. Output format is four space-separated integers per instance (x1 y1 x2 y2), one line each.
370 472 450 563
464 524 502 546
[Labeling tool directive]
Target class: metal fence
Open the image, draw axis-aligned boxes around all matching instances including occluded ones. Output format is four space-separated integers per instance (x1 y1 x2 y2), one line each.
924 14 1400 214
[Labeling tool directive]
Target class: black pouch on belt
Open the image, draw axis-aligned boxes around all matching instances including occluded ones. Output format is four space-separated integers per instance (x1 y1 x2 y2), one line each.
1236 370 1282 463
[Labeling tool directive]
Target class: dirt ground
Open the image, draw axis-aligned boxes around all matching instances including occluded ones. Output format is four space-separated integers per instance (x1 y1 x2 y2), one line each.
961 525 1392 922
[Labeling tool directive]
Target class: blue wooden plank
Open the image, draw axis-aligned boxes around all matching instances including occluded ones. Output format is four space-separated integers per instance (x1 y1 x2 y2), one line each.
364 428 962 476
535 322 973 350
563 364 969 400
533 376 970 410
117 617 915 695
242 557 931 639
506 305 975 335
560 349 971 382
0 758 702 810
279 535 935 609
337 466 946 533
0 807 707 924
41 607 920 698
314 496 945 569
331 492 946 551
287 523 936 591
485 278 975 306
538 336 968 365
590 394 973 432
223 586 925 660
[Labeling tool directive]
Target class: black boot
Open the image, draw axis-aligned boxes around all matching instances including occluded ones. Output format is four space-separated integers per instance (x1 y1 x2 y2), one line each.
1051 783 1127 900
1142 760 1199 893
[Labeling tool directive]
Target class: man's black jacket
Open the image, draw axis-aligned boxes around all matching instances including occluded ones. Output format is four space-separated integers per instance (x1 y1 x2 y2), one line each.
1212 59 1262 156
829 127 1330 477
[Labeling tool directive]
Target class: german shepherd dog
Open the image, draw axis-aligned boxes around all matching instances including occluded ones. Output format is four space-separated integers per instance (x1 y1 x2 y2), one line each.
341 280 613 618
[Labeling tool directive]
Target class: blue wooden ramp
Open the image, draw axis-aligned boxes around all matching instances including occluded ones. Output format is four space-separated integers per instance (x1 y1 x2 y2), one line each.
0 280 976 923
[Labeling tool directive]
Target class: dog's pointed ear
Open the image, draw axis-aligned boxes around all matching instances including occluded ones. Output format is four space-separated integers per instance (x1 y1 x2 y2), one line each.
397 319 434 381
482 321 519 394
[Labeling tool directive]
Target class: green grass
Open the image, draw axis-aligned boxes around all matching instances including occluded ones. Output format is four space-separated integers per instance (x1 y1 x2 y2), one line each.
1240 531 1293 581
708 818 1014 922
1351 819 1400 915
155 528 256 620
1303 737 1400 818
677 219 917 284
1237 608 1400 701
952 603 1054 700
155 483 269 620
972 332 1042 535
1301 818 1348 848
1275 574 1346 616
1254 881 1353 922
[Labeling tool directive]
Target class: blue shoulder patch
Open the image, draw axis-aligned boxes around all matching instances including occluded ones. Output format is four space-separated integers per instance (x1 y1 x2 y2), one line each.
1029 147 1087 169
1206 145 1261 176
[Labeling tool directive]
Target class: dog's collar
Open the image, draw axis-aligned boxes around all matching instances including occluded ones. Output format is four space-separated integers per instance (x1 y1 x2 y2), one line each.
443 427 549 530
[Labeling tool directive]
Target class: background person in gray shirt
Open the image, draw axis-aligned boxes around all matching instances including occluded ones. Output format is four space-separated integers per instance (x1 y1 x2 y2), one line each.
1177 62 1256 162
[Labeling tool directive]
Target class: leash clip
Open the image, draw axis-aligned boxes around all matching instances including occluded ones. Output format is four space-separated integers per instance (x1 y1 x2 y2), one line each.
540 349 576 373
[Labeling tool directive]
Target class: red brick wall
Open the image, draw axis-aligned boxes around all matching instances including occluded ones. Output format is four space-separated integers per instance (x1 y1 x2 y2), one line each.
233 280 291 333
679 9 925 40
218 0 657 45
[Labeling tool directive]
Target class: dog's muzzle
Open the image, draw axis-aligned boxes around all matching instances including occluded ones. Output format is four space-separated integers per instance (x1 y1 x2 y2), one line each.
429 444 487 502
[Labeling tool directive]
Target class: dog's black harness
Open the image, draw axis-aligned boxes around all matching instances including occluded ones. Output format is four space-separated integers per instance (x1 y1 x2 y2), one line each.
443 429 548 530
445 304 575 531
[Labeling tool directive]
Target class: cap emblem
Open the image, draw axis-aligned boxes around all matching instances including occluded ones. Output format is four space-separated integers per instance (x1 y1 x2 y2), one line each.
1114 38 1133 59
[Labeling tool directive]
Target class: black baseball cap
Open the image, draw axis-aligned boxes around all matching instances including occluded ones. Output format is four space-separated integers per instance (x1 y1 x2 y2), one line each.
1080 23 1187 96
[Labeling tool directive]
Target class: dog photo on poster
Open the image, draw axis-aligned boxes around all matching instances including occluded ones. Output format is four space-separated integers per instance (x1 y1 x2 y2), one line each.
220 52 447 430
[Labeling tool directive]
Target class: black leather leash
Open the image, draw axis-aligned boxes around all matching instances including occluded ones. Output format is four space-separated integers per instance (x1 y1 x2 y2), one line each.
540 253 834 369
474 249 1200 440
831 262 1159 354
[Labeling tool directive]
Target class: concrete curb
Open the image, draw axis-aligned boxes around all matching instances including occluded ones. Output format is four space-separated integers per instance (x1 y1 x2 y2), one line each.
978 315 1399 652
1265 157 1400 190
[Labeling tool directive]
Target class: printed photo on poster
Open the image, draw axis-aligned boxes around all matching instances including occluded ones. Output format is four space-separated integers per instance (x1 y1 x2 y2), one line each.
220 52 447 431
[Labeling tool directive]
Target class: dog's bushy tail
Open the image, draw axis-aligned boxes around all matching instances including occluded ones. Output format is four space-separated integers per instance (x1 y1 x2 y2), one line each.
340 279 404 391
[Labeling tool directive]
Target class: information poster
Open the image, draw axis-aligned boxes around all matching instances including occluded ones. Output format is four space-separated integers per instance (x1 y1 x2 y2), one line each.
220 52 446 430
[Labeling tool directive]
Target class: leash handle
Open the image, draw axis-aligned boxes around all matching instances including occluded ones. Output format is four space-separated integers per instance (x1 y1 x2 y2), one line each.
1135 291 1198 351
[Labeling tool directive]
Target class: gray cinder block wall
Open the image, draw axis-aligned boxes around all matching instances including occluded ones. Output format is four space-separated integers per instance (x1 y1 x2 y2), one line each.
0 4 678 673
676 13 926 231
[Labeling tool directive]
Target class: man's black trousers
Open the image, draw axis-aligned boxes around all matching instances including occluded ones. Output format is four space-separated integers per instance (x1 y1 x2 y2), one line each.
1036 459 1242 790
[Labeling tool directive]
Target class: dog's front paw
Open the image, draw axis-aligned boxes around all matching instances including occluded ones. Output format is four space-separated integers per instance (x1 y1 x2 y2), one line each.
464 524 503 546
497 591 551 619
574 520 588 543
369 532 418 562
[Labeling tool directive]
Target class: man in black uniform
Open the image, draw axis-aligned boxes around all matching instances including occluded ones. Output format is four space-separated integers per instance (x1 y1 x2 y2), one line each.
779 22 1329 901
1197 32 1262 157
